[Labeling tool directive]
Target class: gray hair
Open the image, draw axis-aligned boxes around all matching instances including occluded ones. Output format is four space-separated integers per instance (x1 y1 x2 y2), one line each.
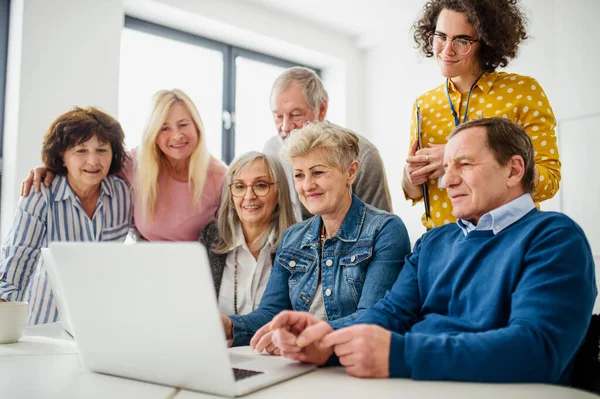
213 151 297 254
270 66 329 115
283 121 360 171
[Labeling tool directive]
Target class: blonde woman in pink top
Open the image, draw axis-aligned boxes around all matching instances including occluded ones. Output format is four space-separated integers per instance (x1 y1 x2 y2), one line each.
23 89 226 241
124 89 226 241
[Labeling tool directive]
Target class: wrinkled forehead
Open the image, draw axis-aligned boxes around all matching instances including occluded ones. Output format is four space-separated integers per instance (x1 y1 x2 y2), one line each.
445 127 488 161
270 82 310 110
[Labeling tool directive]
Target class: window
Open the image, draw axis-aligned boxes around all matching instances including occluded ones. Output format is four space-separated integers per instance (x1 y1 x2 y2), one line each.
234 52 292 156
0 0 10 174
119 24 225 159
119 17 318 164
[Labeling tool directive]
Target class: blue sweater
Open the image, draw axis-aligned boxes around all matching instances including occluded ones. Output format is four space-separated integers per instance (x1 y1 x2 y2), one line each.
350 209 597 384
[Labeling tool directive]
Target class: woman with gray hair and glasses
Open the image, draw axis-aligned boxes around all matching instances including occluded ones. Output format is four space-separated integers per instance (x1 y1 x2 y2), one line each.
200 152 296 316
221 121 410 354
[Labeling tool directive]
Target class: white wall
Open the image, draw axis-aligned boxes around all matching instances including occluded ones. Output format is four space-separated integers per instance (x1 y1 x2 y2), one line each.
551 0 600 259
1 0 124 239
1 0 363 240
363 2 438 245
551 0 600 312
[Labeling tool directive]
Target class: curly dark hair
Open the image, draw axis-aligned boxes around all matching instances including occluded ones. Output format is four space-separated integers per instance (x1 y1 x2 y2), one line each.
413 0 528 72
42 106 129 176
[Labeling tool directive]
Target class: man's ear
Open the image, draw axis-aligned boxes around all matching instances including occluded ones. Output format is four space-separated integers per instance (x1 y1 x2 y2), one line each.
347 160 359 186
506 155 525 189
318 98 328 121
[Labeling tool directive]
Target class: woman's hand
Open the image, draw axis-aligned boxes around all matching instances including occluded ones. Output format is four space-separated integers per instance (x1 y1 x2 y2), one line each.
405 139 430 185
407 143 446 182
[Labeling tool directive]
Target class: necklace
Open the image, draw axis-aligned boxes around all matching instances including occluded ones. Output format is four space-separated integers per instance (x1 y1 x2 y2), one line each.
233 247 239 315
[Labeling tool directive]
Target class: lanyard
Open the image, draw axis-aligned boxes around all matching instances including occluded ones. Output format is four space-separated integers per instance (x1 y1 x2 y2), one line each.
445 77 480 126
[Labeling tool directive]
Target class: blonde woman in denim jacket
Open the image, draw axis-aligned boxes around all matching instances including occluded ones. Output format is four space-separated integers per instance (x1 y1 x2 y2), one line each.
221 121 410 352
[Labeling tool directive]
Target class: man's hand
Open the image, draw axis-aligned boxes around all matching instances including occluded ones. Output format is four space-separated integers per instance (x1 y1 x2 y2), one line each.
21 167 53 196
269 311 334 365
250 322 280 355
221 315 233 346
321 325 391 378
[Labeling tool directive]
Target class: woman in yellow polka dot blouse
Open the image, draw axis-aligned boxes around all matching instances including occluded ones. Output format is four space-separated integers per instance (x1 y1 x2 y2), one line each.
403 0 560 229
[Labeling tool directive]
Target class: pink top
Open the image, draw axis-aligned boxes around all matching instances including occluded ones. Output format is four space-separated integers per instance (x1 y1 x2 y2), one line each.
121 149 227 241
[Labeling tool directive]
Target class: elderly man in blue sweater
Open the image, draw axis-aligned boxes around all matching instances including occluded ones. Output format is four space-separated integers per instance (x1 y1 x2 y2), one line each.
263 117 597 384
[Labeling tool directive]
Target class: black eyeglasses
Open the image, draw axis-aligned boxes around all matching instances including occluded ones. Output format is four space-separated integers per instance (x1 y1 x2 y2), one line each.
229 182 277 198
429 33 479 55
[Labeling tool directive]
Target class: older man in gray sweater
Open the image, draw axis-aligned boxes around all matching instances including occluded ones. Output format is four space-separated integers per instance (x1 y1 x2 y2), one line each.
263 67 392 220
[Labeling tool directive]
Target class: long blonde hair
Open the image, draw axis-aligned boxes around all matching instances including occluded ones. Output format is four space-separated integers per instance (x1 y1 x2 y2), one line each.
136 89 211 219
213 152 296 254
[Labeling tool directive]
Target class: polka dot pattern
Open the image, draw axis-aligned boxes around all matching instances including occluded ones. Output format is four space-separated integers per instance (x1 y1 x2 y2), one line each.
410 71 561 229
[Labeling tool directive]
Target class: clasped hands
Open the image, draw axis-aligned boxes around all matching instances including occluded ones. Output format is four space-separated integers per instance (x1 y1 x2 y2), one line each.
250 311 390 378
405 139 445 186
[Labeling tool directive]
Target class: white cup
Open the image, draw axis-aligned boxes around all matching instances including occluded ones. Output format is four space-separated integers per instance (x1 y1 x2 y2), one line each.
0 301 29 344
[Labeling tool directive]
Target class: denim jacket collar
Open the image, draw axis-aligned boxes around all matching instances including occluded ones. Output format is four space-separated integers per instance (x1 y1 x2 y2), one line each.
301 194 366 248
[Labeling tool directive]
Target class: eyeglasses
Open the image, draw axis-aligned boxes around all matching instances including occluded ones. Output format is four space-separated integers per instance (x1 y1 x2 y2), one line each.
229 182 277 198
429 33 479 56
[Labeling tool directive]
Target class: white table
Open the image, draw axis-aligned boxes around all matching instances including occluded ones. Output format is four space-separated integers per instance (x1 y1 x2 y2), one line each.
0 323 174 399
0 323 596 399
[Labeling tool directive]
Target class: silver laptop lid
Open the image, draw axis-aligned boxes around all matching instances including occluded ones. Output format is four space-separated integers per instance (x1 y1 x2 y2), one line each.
49 242 237 396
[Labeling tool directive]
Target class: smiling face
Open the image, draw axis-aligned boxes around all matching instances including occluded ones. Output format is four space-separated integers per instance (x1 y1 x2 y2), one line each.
291 148 357 217
62 134 113 191
232 159 279 229
441 127 519 225
434 8 481 81
271 83 324 141
155 101 199 165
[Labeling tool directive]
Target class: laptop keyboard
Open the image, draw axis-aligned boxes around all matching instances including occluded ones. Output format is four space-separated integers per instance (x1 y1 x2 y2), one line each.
233 368 264 381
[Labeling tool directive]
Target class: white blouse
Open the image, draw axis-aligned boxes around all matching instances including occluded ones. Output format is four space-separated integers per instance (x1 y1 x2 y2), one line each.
218 226 275 316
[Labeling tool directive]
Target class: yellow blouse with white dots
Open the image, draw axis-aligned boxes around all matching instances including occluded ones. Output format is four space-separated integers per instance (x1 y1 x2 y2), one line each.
408 71 561 229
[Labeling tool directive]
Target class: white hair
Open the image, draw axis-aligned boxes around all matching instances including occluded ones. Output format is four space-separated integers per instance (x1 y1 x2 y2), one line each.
270 66 328 115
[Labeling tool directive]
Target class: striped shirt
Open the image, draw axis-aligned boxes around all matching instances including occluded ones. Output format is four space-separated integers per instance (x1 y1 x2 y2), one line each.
0 175 132 325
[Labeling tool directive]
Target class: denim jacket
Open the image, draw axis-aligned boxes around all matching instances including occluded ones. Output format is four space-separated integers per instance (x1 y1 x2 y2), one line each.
229 194 410 346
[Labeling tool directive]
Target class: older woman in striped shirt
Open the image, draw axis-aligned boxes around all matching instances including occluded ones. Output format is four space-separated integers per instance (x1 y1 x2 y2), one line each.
0 107 133 325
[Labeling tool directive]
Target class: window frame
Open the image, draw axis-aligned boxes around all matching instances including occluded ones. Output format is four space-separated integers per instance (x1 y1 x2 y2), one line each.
0 0 10 174
124 16 320 164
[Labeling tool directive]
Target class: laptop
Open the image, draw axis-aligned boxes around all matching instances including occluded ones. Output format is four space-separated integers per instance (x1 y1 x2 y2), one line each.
47 242 316 397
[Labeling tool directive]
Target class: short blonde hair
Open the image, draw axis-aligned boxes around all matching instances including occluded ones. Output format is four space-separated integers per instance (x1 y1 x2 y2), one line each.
284 121 360 171
136 89 211 219
270 67 328 115
213 152 296 254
